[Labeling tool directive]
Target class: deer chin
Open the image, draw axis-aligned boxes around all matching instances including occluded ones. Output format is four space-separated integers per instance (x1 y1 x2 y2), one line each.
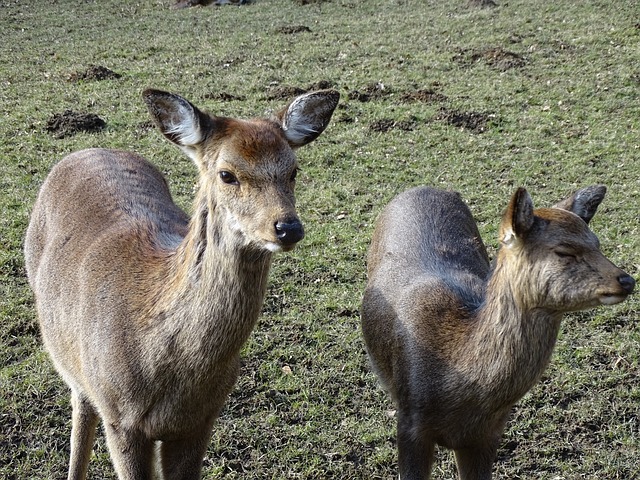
263 241 283 253
262 240 298 253
598 294 627 306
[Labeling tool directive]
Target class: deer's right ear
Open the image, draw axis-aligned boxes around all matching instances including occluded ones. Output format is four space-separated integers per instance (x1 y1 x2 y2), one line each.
552 185 606 225
500 188 535 247
143 89 211 162
274 89 340 148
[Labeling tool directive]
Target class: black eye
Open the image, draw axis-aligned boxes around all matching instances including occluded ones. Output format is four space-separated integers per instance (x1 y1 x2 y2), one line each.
290 168 299 182
219 171 239 185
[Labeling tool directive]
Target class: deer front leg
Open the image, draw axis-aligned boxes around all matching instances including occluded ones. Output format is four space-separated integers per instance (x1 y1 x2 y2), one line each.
453 443 499 480
103 423 155 480
157 432 214 480
397 409 435 480
67 390 99 480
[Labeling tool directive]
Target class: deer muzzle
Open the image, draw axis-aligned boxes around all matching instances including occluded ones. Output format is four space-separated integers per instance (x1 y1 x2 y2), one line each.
274 220 305 248
599 272 635 305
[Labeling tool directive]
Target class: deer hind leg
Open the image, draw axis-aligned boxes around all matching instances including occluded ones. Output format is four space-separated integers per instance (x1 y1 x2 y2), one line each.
396 409 435 480
453 443 499 480
103 422 155 480
67 390 99 480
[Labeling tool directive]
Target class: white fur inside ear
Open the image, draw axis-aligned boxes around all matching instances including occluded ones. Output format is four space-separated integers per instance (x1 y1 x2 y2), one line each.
501 230 516 247
165 103 202 146
282 97 319 145
282 95 322 145
283 121 318 145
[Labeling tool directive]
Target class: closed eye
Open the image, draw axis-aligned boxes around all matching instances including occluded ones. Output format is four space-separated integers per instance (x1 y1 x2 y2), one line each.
554 250 576 260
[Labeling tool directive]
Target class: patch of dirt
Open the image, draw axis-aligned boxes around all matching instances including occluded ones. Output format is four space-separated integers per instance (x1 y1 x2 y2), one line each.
348 82 390 102
67 65 121 82
476 47 525 70
276 25 311 34
455 47 525 71
369 118 416 133
293 0 331 4
399 88 448 104
46 110 106 139
434 107 492 133
266 86 309 101
468 0 497 7
203 92 246 101
265 80 334 100
171 0 251 8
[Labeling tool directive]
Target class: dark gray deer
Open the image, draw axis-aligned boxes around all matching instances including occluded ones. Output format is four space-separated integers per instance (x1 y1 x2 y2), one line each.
361 185 634 480
24 88 339 479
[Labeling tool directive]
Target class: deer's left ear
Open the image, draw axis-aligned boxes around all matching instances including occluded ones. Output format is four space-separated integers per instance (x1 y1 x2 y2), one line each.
274 89 340 148
552 185 606 225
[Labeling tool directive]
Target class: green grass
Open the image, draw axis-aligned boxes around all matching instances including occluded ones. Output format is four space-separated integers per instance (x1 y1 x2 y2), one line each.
1 0 639 478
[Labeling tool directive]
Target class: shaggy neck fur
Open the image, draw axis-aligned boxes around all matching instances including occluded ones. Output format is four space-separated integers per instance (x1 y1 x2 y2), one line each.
464 254 563 408
148 182 272 368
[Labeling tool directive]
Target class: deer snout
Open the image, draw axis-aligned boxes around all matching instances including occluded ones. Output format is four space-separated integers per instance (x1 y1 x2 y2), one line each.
618 273 635 294
599 272 635 305
275 220 305 247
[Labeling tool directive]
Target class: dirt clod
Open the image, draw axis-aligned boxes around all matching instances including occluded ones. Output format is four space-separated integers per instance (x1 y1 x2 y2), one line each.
369 118 416 133
266 80 334 100
46 110 106 138
400 89 448 104
276 25 311 34
204 92 246 101
455 47 525 71
348 82 390 102
434 108 491 133
468 0 497 7
67 65 121 82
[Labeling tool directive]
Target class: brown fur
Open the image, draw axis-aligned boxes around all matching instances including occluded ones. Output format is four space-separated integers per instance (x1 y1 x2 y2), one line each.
361 185 634 480
24 88 339 480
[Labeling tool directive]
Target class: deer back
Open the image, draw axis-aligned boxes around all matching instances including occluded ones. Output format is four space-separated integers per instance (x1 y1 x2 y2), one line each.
367 186 491 309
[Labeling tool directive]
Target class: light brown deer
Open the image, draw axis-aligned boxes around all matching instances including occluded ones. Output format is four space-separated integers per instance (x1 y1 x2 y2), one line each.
361 185 634 480
24 88 339 480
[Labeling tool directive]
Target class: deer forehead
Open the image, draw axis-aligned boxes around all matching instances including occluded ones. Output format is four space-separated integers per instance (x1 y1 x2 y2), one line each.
206 118 297 171
533 207 600 248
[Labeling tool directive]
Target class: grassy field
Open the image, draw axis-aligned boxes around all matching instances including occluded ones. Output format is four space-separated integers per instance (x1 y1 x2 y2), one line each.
1 0 639 478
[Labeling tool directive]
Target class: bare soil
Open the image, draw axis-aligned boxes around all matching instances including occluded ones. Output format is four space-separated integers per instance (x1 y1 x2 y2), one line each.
454 47 526 71
276 25 311 34
434 107 492 133
46 110 106 138
369 118 417 133
265 80 334 100
67 65 121 82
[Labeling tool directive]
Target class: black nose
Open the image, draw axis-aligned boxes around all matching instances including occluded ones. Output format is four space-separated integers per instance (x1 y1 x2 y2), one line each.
618 274 635 294
275 220 304 245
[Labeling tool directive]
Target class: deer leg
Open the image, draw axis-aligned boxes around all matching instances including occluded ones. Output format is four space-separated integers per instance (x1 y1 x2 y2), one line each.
103 423 155 480
67 390 99 480
453 444 498 480
396 410 435 480
157 431 213 480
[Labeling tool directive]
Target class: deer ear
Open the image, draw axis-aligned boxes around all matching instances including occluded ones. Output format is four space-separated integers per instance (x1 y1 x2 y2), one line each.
143 89 210 161
274 89 340 148
552 185 606 224
500 187 535 247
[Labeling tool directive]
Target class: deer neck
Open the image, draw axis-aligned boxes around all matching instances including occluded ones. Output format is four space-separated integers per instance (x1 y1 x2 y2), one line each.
466 261 563 404
150 187 272 364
